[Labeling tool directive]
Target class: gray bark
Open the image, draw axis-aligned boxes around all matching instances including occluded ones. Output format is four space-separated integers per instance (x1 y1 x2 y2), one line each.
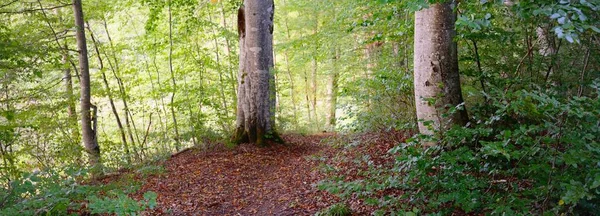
413 3 468 138
72 0 100 167
234 0 280 145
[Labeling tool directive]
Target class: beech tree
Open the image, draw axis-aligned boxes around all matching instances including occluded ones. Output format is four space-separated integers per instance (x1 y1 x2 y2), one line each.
234 0 281 145
73 0 100 168
413 2 468 138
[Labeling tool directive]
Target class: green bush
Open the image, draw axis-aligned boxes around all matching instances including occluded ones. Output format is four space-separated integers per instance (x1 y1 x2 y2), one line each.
319 81 600 215
0 167 157 215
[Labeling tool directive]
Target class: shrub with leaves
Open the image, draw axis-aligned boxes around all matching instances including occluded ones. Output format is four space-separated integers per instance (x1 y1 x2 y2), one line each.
87 191 157 216
320 80 600 215
0 167 157 215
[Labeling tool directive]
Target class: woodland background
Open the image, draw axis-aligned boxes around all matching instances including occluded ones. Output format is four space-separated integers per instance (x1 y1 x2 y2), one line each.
1 0 600 215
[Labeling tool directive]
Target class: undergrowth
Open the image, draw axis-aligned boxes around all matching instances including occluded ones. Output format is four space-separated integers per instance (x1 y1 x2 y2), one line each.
0 165 158 215
319 81 600 215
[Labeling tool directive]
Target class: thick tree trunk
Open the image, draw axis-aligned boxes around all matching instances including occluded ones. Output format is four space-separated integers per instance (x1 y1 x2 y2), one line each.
234 0 281 146
72 0 100 168
413 3 468 138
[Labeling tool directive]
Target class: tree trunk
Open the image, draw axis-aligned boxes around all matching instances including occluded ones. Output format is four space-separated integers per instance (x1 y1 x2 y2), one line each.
102 19 141 161
325 48 339 132
62 44 78 127
413 3 468 139
208 9 229 114
167 0 181 150
281 0 298 129
233 0 281 146
72 0 100 168
38 5 80 145
311 16 319 131
219 0 238 111
87 25 131 164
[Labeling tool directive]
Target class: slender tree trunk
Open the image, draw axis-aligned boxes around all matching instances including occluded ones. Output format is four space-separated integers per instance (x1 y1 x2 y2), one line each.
219 0 237 110
63 44 78 126
208 9 229 113
72 0 100 169
304 69 312 124
284 53 298 127
311 15 319 130
128 13 168 150
281 0 298 129
101 19 140 160
151 51 170 151
87 24 131 163
38 4 81 146
233 0 281 145
168 0 181 150
413 3 468 139
326 48 339 132
57 8 77 132
364 40 381 109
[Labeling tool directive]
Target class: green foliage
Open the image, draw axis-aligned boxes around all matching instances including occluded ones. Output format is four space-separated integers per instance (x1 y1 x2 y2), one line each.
87 191 157 216
319 81 600 214
135 164 166 178
315 203 352 216
0 167 156 215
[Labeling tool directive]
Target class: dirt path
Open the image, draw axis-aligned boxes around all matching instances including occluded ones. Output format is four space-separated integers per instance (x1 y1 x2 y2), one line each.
133 134 338 215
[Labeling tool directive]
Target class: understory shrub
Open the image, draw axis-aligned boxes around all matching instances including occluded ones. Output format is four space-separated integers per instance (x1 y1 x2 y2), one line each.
0 166 157 215
319 81 600 215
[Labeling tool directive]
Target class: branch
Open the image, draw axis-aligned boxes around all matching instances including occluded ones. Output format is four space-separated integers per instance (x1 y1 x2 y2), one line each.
0 0 18 9
0 4 70 14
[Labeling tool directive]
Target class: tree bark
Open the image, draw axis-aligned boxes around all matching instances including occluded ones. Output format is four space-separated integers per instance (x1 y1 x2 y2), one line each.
234 0 281 145
72 0 100 168
413 3 468 139
325 48 339 132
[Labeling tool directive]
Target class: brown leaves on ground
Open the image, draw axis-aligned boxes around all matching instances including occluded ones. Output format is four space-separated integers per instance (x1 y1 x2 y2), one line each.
131 134 340 215
101 131 413 215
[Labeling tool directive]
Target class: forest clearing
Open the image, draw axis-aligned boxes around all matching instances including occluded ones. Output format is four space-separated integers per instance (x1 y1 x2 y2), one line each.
1 0 600 215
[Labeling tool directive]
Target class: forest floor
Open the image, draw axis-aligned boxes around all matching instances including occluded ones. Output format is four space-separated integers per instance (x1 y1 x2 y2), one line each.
101 131 411 215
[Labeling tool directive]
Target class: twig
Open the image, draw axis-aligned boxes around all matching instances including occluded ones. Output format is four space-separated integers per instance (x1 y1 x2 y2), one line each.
0 0 18 9
577 48 591 97
0 4 70 14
